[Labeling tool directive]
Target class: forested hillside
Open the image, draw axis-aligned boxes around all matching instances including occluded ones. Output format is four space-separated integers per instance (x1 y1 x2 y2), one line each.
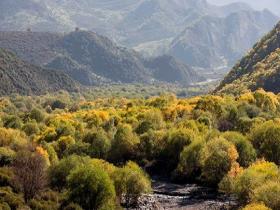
0 31 202 86
216 21 280 94
0 48 79 95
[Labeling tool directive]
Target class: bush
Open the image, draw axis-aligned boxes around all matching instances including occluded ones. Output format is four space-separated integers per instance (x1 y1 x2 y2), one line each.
67 164 116 210
232 160 279 203
0 148 15 167
112 161 151 207
0 128 27 149
29 109 45 123
136 110 164 134
83 130 111 159
49 155 91 190
242 203 272 210
63 203 83 210
200 137 238 186
251 121 280 165
56 136 76 158
110 124 139 163
164 128 196 172
2 115 23 129
0 168 13 187
252 180 280 210
222 132 256 167
0 187 25 209
175 139 204 181
23 121 40 136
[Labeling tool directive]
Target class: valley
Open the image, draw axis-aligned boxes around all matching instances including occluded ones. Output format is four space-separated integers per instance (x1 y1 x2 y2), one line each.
0 1 280 210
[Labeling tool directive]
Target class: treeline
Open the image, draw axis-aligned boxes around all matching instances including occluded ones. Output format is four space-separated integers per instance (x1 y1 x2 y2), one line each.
0 89 280 209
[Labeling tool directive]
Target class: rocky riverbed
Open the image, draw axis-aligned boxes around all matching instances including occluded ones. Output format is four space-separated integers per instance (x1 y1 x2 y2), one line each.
128 180 237 210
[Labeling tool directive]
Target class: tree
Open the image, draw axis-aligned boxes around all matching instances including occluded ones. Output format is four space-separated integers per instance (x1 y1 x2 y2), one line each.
232 160 279 203
83 130 111 159
222 132 256 167
49 155 91 190
110 124 139 163
112 161 151 207
251 121 280 165
200 137 238 186
12 150 48 201
175 139 204 181
29 108 45 123
164 128 196 172
67 164 116 210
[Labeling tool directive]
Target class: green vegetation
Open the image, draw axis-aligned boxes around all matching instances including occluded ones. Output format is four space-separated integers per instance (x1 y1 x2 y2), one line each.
216 21 280 94
0 89 280 209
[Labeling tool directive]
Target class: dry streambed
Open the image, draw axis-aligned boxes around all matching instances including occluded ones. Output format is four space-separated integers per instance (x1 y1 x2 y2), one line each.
129 180 237 210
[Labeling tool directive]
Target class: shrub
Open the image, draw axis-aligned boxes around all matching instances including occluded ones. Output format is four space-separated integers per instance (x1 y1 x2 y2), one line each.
200 137 238 186
12 150 48 201
22 121 40 136
251 121 280 165
233 160 279 203
0 148 15 167
0 168 13 187
222 132 256 167
110 124 139 163
0 187 25 209
252 180 280 210
2 115 23 129
67 164 116 210
242 203 272 210
49 155 91 190
175 139 204 181
112 161 151 207
164 128 196 172
56 136 76 158
29 108 45 123
83 130 111 159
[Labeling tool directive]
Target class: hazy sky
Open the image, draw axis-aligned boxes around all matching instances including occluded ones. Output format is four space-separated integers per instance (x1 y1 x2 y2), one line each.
208 0 280 16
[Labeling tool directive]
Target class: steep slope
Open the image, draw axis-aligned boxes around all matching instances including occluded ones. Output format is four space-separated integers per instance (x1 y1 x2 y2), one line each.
55 31 152 83
143 55 204 85
0 48 79 95
0 31 202 85
168 9 278 70
215 21 280 94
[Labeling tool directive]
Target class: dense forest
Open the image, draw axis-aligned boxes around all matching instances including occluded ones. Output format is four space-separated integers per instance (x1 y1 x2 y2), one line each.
0 89 279 209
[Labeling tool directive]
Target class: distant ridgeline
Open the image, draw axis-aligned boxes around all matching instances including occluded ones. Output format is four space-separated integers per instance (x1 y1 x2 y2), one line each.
0 48 79 95
0 31 203 92
215 21 280 94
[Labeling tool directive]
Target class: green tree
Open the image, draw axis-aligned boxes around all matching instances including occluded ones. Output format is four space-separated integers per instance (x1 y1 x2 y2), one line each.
29 108 45 123
233 160 279 203
222 132 256 167
67 164 116 210
83 130 111 159
200 137 238 186
251 121 280 165
110 124 139 163
112 161 151 206
175 139 204 181
49 155 91 190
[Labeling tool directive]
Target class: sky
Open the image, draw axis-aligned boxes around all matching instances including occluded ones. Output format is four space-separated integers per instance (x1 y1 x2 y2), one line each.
208 0 280 16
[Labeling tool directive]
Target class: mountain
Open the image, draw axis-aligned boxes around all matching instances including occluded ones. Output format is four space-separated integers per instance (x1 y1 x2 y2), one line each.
143 55 203 84
0 0 278 81
0 48 79 95
0 31 201 86
215 21 280 94
167 9 278 71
